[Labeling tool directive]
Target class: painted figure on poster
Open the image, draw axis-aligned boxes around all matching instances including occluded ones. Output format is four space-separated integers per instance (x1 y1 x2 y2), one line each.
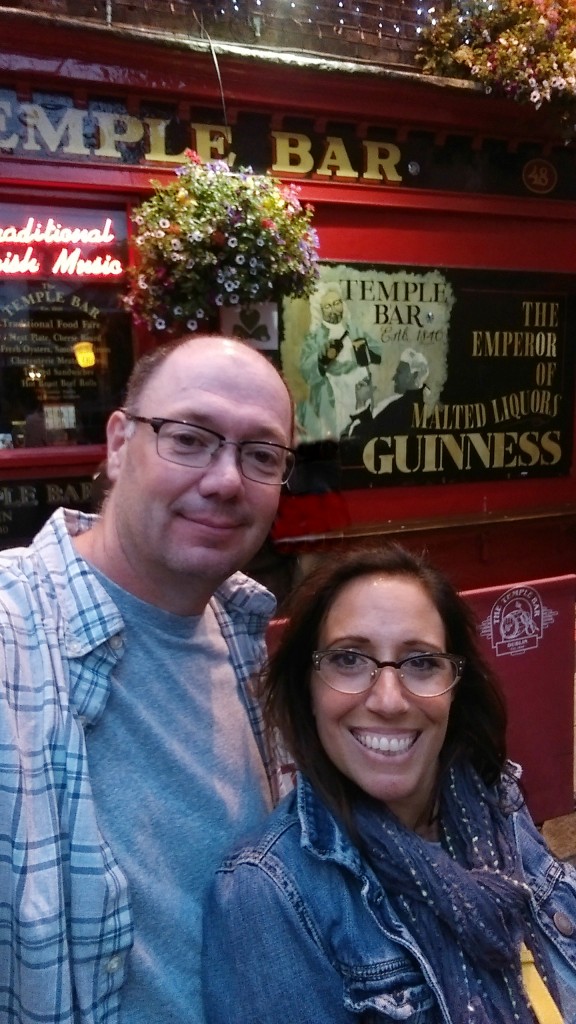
345 347 430 446
296 284 382 442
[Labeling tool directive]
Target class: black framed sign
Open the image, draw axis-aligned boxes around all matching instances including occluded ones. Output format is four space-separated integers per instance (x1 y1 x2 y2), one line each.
281 263 575 491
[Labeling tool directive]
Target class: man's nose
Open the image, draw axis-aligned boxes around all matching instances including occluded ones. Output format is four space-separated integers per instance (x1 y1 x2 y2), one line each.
198 443 245 493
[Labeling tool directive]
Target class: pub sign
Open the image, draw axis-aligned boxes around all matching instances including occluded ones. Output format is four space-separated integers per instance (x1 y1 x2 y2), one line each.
281 263 575 491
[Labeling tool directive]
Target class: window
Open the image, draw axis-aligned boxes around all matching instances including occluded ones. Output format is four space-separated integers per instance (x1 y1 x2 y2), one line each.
0 201 133 448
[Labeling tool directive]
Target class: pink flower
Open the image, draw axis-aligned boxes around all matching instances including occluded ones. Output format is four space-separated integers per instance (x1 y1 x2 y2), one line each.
184 148 203 164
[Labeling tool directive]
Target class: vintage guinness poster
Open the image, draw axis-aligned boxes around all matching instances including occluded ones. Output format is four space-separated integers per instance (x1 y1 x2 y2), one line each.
281 263 575 491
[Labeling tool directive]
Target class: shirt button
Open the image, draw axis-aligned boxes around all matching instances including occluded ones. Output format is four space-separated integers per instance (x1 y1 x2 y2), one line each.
68 639 82 654
106 954 123 973
553 911 574 936
109 635 123 650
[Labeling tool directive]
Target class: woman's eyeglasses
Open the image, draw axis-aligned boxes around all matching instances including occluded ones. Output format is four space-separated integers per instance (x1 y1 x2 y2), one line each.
312 649 465 697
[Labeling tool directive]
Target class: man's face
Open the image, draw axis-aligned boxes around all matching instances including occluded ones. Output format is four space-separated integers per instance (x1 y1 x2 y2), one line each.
393 360 418 394
105 339 293 610
355 377 374 410
320 292 344 324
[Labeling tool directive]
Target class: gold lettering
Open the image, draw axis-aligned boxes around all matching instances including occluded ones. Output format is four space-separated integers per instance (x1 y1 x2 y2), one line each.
270 132 314 174
191 124 232 164
144 117 187 164
0 99 18 151
522 301 559 328
315 136 358 179
0 485 38 507
92 112 144 159
540 430 562 464
20 104 90 156
472 330 557 358
362 141 402 183
362 436 393 473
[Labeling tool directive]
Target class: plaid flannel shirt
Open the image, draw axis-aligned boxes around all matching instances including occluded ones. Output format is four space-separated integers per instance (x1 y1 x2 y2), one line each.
0 507 280 1024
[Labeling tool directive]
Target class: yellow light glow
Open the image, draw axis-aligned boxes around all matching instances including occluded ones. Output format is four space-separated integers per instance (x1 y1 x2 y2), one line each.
73 341 96 368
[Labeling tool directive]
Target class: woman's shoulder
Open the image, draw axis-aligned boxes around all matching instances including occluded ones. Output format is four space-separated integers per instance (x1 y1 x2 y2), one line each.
218 788 303 871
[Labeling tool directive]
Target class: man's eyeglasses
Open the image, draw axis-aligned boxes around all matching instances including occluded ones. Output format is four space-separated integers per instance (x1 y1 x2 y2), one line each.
312 650 465 697
122 411 295 485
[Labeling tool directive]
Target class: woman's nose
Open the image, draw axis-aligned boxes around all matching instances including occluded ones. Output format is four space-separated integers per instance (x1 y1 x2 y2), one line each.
364 665 411 714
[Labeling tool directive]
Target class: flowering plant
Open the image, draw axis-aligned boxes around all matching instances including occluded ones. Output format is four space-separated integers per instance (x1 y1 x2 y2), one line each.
418 0 576 110
124 150 319 334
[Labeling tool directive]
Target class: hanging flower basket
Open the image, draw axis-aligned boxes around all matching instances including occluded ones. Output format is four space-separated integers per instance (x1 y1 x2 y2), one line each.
418 0 576 114
123 150 320 335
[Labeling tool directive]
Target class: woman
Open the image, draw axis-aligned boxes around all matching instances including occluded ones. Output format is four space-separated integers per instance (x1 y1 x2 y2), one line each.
202 545 576 1023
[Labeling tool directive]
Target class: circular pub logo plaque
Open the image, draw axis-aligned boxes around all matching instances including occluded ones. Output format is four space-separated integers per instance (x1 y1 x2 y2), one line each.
522 158 558 194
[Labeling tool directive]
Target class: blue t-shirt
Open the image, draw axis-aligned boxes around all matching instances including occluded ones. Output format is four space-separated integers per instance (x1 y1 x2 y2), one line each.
86 573 271 1023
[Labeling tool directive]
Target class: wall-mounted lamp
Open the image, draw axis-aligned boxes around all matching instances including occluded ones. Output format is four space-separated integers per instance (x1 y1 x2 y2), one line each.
73 341 96 368
26 365 44 382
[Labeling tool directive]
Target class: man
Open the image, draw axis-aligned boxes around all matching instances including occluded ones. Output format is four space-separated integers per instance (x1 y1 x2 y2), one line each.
347 346 430 442
297 284 381 441
0 335 295 1024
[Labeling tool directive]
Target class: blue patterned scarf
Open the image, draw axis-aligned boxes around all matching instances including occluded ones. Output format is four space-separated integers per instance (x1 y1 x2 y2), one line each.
354 761 559 1023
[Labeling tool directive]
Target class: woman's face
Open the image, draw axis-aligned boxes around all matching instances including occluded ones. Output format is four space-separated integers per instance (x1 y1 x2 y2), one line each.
311 573 454 831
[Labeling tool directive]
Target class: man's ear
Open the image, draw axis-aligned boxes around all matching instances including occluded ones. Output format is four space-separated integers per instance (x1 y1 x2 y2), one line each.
105 410 132 482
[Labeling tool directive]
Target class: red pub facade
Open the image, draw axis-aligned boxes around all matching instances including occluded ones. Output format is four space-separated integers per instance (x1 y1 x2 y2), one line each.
1 5 576 592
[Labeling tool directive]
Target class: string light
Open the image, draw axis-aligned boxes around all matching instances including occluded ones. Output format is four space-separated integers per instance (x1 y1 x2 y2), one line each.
134 0 434 52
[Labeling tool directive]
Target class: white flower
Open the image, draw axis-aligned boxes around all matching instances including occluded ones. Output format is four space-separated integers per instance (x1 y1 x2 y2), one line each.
154 318 167 330
186 319 198 331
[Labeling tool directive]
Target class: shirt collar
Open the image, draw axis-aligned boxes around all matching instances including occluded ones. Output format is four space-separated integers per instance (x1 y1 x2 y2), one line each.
33 507 124 655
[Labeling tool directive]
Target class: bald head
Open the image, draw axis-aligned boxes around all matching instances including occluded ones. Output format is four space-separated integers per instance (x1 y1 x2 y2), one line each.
124 334 294 441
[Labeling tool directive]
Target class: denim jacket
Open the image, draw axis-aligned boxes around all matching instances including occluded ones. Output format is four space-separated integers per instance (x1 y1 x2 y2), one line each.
202 772 576 1023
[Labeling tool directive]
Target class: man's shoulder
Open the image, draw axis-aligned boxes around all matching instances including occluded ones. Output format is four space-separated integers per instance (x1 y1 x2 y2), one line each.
0 507 92 575
0 507 106 628
214 570 276 620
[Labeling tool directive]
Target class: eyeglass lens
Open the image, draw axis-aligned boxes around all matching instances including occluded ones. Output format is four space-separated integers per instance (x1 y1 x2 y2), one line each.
314 651 462 696
156 420 294 484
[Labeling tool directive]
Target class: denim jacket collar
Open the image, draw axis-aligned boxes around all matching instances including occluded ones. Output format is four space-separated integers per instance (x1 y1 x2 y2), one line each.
296 773 367 877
